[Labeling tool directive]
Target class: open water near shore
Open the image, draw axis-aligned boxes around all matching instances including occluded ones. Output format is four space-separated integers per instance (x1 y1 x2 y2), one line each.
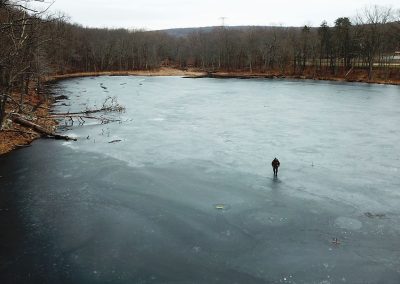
1 76 400 283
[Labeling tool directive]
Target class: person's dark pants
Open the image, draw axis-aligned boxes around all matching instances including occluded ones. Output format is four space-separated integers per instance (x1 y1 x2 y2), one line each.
273 167 278 176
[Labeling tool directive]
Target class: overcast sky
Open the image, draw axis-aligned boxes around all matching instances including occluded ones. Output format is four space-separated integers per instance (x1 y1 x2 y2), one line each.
38 0 399 30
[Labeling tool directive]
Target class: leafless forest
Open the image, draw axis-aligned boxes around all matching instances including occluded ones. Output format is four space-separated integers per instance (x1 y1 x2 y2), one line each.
1 0 400 128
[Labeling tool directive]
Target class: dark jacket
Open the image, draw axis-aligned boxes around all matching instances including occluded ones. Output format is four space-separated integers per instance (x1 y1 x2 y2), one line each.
272 158 280 168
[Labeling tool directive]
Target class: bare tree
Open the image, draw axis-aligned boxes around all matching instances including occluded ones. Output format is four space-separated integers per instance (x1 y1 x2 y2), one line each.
0 0 56 128
355 5 394 80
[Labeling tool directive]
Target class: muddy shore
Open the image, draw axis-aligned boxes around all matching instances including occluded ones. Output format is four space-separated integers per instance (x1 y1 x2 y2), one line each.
0 92 57 155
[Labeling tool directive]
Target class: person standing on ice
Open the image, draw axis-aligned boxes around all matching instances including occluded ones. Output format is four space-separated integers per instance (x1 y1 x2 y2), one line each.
271 158 280 177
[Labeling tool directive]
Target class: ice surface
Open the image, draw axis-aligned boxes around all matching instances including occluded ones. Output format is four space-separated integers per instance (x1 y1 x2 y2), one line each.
55 76 400 211
0 76 399 283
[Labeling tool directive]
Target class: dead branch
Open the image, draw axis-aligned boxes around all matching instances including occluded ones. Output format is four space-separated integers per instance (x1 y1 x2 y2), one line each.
15 144 32 149
10 113 77 141
48 114 121 125
53 108 112 116
1 94 20 108
49 96 125 126
53 101 125 116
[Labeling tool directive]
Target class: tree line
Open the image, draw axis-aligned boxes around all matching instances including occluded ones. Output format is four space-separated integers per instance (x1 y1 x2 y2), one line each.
1 0 399 128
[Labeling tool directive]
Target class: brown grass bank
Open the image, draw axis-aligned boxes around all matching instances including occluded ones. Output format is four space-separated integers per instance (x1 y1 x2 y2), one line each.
209 67 400 85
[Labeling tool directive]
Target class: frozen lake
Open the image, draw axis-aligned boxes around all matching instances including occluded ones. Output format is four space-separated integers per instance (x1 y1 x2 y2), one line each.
1 76 400 283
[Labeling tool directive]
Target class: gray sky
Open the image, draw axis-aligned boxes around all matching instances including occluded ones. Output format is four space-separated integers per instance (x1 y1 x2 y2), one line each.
38 0 399 30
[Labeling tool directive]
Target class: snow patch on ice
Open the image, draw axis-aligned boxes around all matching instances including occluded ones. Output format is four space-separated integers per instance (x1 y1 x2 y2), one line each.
334 217 362 230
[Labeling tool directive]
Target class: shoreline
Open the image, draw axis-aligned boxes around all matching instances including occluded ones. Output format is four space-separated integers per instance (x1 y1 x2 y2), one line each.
203 70 400 86
0 91 57 155
1 67 399 155
47 67 400 86
45 68 208 82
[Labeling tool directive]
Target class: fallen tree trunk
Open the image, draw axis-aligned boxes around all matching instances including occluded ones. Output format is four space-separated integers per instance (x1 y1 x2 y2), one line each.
52 96 125 116
53 107 124 116
345 67 354 78
53 109 107 116
10 113 77 141
48 114 121 124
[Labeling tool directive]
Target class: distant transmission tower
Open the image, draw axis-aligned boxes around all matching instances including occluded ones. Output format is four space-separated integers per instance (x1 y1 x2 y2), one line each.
219 17 227 27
